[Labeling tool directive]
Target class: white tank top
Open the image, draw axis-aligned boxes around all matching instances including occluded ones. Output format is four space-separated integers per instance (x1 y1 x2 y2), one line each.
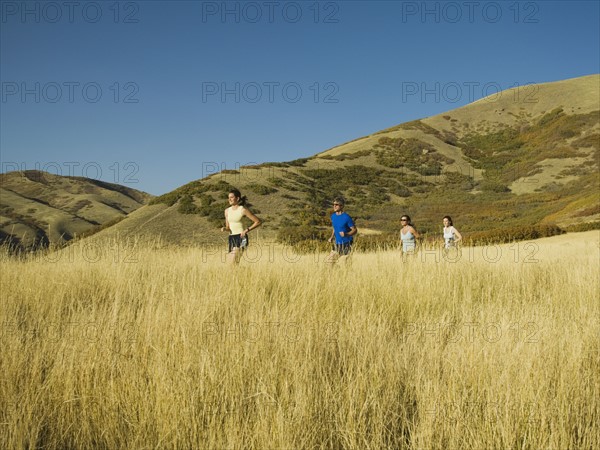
443 226 456 248
227 206 245 235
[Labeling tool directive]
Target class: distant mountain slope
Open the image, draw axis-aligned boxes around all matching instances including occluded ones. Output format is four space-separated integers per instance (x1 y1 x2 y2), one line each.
85 74 600 247
0 171 152 249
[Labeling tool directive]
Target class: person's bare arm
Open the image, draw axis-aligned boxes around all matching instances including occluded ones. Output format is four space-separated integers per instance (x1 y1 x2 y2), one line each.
221 210 230 232
410 226 420 239
328 227 335 242
453 227 462 243
241 208 261 237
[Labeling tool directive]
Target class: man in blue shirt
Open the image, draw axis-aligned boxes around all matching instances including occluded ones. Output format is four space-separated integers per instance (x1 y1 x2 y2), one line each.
327 197 357 257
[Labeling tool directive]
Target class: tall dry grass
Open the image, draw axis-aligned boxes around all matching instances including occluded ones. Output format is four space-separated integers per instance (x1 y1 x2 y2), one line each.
1 232 598 449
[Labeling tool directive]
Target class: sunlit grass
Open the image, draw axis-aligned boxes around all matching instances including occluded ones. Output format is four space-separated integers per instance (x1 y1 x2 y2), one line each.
1 232 598 449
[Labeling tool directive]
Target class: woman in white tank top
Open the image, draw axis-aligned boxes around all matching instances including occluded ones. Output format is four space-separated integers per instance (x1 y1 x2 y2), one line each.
400 215 420 255
221 189 262 263
442 216 462 249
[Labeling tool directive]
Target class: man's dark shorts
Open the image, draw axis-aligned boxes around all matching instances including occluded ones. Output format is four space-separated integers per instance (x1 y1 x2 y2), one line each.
335 242 352 255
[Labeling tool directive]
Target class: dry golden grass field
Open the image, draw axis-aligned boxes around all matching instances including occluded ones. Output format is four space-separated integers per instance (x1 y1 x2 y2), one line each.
1 231 598 449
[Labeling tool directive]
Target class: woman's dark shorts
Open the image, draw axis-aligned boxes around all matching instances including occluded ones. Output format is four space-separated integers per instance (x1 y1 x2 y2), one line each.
228 234 248 252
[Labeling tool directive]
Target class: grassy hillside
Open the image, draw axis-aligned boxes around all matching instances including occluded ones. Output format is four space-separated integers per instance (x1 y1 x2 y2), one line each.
0 170 152 250
85 75 600 248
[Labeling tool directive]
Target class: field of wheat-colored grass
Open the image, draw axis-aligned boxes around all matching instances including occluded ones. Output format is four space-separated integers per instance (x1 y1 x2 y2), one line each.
1 231 598 449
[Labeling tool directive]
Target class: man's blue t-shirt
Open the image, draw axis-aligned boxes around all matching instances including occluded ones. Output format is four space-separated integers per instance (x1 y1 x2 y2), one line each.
331 212 354 244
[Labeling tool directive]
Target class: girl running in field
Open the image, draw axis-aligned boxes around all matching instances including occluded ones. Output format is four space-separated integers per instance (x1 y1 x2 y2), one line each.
221 189 261 264
442 215 462 249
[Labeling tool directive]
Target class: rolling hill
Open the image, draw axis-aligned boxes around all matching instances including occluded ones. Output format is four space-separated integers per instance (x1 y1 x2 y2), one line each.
30 74 600 249
0 171 152 250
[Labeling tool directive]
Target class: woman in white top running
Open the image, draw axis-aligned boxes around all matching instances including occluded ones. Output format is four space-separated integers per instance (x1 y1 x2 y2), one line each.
442 216 462 249
221 189 261 263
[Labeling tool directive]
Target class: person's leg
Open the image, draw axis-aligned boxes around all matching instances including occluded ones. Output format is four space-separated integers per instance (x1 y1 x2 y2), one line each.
325 243 343 265
401 240 417 258
226 248 240 264
401 247 409 263
338 243 353 266
325 250 340 265
227 235 242 264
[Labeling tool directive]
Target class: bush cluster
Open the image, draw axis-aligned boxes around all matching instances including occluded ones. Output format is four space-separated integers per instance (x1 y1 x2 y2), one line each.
564 221 600 232
319 150 372 161
463 224 564 245
374 137 454 175
457 109 599 184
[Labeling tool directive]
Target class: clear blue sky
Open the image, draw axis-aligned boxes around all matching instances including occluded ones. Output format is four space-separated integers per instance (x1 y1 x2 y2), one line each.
1 0 599 195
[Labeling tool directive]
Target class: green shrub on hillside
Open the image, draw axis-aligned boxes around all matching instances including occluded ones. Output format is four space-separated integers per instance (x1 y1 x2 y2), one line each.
286 158 310 167
319 150 372 161
204 204 229 227
266 177 286 187
457 109 599 183
198 194 215 206
178 195 200 214
150 180 212 206
523 109 597 151
149 192 180 206
246 162 289 169
565 221 600 232
536 107 564 127
464 224 564 245
72 215 128 241
444 172 475 190
572 133 600 150
302 165 383 191
277 225 329 246
210 180 233 193
390 183 412 197
374 137 453 175
460 128 523 170
572 204 600 217
478 180 511 193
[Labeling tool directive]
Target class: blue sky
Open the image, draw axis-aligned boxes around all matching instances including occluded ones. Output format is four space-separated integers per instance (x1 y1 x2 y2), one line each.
1 0 599 195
